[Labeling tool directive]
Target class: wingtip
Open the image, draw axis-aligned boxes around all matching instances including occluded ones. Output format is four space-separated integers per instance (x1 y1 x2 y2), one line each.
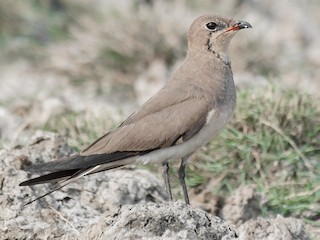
19 179 43 186
19 181 28 187
19 180 38 186
19 169 81 186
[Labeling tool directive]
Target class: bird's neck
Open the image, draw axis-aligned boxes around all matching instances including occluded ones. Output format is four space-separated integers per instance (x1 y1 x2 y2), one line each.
186 49 231 70
187 48 231 66
181 51 236 108
207 36 233 65
209 49 231 66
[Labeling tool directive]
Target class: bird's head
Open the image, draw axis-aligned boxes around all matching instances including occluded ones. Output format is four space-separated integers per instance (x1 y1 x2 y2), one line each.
187 15 252 63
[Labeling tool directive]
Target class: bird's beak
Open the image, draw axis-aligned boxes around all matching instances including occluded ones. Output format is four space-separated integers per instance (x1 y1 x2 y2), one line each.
226 21 252 32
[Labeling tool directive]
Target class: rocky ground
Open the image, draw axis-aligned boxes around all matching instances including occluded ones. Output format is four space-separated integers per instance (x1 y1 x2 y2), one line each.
0 132 313 239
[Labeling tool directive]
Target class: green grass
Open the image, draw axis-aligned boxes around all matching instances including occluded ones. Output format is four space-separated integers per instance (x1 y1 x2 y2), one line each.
39 86 320 223
185 86 320 220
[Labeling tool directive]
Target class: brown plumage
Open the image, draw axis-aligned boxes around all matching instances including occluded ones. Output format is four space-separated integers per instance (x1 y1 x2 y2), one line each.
20 15 252 205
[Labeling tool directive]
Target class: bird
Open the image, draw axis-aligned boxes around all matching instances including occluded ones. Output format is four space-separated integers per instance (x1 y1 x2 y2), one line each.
19 15 252 205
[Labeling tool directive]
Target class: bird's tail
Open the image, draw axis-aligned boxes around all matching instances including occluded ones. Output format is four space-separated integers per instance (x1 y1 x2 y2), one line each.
19 154 138 205
23 152 140 174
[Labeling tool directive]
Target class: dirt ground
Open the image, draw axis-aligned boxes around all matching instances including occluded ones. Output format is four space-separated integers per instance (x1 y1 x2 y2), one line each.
0 133 312 239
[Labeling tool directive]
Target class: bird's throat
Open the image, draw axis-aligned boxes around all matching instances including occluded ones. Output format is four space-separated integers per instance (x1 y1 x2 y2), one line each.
210 49 230 66
207 35 232 66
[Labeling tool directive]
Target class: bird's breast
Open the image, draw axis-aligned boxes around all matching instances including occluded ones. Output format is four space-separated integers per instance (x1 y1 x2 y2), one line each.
201 107 234 143
137 106 234 165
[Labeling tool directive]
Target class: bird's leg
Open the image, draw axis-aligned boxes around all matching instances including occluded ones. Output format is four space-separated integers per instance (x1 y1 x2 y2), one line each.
179 156 190 205
162 160 173 201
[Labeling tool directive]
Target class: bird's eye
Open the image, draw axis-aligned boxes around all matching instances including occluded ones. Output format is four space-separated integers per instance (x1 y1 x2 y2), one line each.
206 22 217 30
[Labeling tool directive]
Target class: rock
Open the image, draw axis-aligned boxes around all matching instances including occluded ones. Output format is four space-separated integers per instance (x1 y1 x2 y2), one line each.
0 131 314 239
0 131 73 187
78 168 168 211
190 186 222 216
0 131 167 239
305 222 320 240
0 131 79 239
237 215 309 240
81 201 239 240
222 185 261 226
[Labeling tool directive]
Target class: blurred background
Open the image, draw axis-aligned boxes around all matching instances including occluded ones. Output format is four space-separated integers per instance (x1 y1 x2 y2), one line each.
0 0 319 143
0 0 319 232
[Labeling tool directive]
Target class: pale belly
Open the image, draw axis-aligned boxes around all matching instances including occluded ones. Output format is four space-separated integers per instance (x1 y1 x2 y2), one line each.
138 108 234 164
